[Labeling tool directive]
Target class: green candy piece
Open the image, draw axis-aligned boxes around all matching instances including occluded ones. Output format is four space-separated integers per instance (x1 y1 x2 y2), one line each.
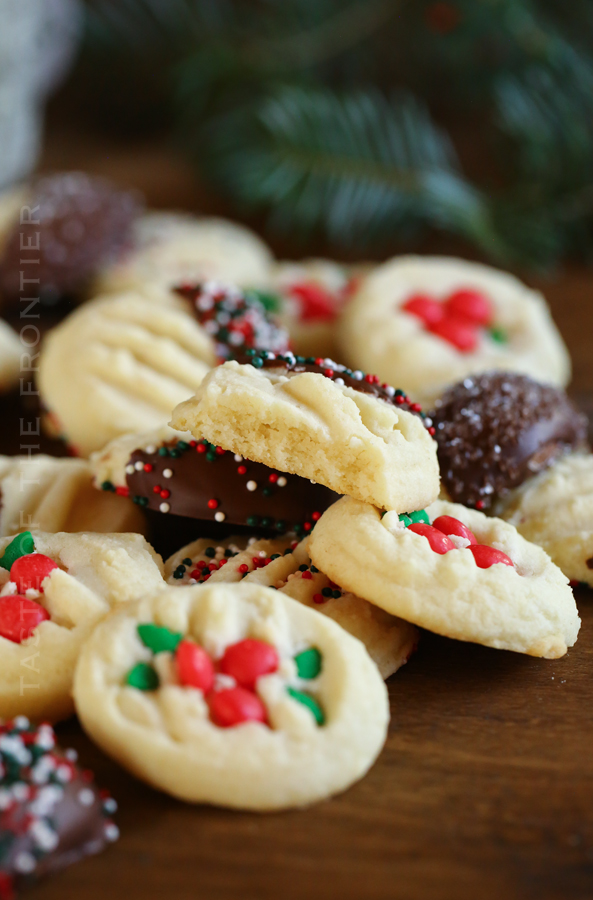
489 326 508 344
126 662 159 691
398 513 412 527
408 509 430 525
287 687 325 725
245 288 282 314
0 532 35 571
294 647 322 680
137 623 183 654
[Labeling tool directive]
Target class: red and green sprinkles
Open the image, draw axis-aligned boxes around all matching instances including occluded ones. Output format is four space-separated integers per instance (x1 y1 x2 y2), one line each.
125 623 325 727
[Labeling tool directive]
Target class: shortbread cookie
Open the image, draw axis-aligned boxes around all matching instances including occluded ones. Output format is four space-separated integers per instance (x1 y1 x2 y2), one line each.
0 530 164 722
433 372 587 511
73 581 389 810
0 454 145 537
309 497 580 658
171 352 440 512
38 289 215 456
500 453 593 587
165 536 418 678
269 259 364 359
93 212 273 296
339 256 571 407
0 718 118 895
0 319 20 390
0 172 140 305
92 426 338 533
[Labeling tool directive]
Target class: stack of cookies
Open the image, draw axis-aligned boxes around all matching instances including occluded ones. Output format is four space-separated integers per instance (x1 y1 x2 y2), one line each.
0 170 590 893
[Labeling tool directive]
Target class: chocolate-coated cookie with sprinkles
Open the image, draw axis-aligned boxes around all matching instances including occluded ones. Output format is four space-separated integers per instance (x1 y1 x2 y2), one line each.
0 718 118 897
91 426 339 537
170 352 440 513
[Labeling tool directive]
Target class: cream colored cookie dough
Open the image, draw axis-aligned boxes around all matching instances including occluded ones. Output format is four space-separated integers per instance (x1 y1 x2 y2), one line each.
165 535 418 678
0 454 146 537
310 497 580 658
0 531 164 722
271 259 365 360
90 425 190 490
38 289 215 456
171 359 440 512
0 319 21 390
93 212 273 295
73 581 389 810
339 256 570 407
500 453 593 587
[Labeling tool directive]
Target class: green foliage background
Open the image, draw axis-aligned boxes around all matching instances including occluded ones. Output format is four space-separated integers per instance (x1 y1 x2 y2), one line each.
79 0 593 266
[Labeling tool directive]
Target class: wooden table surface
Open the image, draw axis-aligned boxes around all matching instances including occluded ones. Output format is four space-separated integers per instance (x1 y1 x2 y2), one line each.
6 128 593 900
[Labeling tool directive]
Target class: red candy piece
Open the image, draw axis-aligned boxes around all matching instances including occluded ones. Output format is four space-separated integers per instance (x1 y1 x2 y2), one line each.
408 523 455 554
445 288 493 327
432 515 477 545
402 294 444 326
10 554 59 594
428 316 478 352
176 639 215 693
208 687 267 727
288 282 338 322
0 595 50 643
220 638 279 690
468 544 514 569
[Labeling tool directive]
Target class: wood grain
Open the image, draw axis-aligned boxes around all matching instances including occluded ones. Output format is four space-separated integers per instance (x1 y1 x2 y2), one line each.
6 132 592 900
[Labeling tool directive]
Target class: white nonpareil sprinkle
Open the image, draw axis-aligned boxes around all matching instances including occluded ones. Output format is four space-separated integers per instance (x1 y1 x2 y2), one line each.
159 502 170 513
105 823 120 842
29 819 59 852
246 480 257 491
103 797 118 814
334 378 345 386
385 385 395 397
163 468 173 478
125 464 135 475
277 476 287 487
214 512 226 522
234 454 242 462
14 852 36 874
13 716 29 730
144 445 156 454
134 461 144 471
78 788 96 807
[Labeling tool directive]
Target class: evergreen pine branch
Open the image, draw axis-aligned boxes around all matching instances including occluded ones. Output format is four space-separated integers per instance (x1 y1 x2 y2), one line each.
198 85 509 259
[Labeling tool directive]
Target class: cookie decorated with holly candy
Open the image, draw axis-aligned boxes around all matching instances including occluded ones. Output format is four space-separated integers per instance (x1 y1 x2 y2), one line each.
0 717 118 896
500 453 593 587
338 256 570 407
309 497 580 658
0 454 145 537
268 259 367 360
0 530 164 722
0 320 20 392
433 371 588 513
92 212 273 297
92 425 339 535
73 581 389 810
170 352 440 513
38 288 216 456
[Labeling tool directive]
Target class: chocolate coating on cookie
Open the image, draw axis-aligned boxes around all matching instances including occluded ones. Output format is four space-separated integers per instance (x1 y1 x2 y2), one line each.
245 351 433 429
433 372 588 510
175 283 289 362
109 436 339 535
0 718 118 895
0 172 141 304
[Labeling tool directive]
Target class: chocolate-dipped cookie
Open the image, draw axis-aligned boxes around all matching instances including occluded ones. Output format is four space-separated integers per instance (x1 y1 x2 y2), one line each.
0 718 118 896
174 282 289 362
433 371 588 510
91 426 340 537
0 172 141 306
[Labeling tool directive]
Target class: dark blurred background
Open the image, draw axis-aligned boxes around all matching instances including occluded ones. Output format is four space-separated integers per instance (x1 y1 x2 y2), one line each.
5 0 593 267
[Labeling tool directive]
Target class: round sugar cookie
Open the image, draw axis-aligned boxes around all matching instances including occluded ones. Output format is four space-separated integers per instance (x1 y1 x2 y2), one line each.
0 530 164 722
92 425 338 533
338 256 570 407
309 497 580 658
0 454 145 537
38 289 215 456
170 352 440 513
73 581 389 810
93 212 273 295
269 259 366 360
165 535 418 678
500 453 593 587
0 319 20 390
